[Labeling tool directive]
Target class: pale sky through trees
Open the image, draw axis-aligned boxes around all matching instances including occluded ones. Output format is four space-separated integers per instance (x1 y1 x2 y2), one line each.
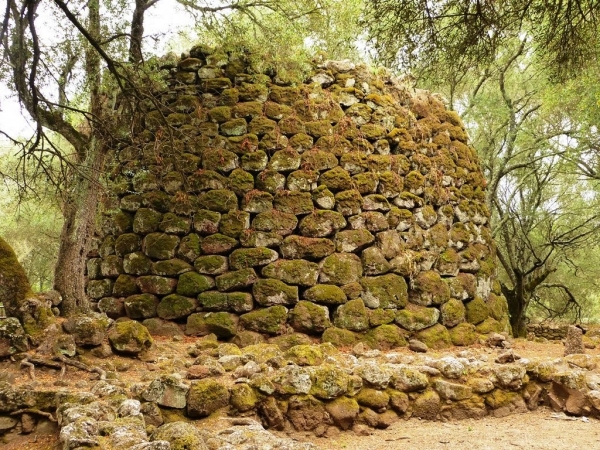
0 0 198 143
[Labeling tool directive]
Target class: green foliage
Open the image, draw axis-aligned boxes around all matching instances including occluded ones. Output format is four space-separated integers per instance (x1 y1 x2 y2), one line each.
190 0 365 83
361 0 600 80
413 37 600 331
0 149 62 291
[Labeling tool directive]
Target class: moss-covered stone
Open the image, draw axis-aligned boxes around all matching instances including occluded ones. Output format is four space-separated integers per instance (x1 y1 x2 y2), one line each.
285 345 324 366
216 268 258 292
229 247 279 270
305 119 333 138
230 383 258 412
253 278 298 306
279 236 335 261
208 105 231 123
240 306 288 335
143 233 180 260
219 210 250 238
242 190 273 213
185 312 239 338
364 324 407 350
220 118 247 136
320 167 353 191
410 270 451 306
132 171 158 192
335 189 363 216
333 298 369 331
200 233 238 254
114 233 142 256
189 170 227 192
262 259 319 286
252 210 298 235
159 213 191 235
289 300 331 334
150 422 206 450
98 297 125 319
321 327 358 348
264 149 300 172
361 247 392 275
100 255 124 278
194 255 228 275
286 169 319 192
233 101 263 119
441 298 466 327
367 307 395 327
197 291 229 311
124 293 159 319
136 275 177 295
309 365 349 400
88 273 111 298
123 252 152 275
273 191 314 215
198 189 238 212
227 168 254 196
325 396 360 430
120 194 142 212
334 229 375 253
360 274 408 309
449 322 478 346
487 293 509 321
466 296 490 325
187 379 230 418
157 294 198 320
301 149 338 172
108 320 153 354
142 191 172 212
0 317 29 356
299 210 347 238
152 258 192 276
193 209 221 235
241 150 268 171
320 253 363 285
269 332 313 351
133 208 162 234
256 169 286 193
475 317 503 334
415 323 452 349
113 274 139 296
239 230 282 249
304 284 347 305
176 272 215 296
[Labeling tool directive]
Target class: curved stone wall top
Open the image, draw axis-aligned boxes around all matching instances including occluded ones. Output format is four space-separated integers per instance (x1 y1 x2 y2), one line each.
87 47 511 349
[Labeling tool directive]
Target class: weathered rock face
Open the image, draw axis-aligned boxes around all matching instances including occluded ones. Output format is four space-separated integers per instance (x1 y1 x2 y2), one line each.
0 237 33 318
87 48 510 346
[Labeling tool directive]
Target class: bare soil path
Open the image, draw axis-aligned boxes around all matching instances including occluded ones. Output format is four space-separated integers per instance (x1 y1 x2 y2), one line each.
308 409 600 450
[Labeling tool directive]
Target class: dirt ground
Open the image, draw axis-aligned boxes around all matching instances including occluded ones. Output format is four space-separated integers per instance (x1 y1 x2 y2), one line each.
308 409 600 450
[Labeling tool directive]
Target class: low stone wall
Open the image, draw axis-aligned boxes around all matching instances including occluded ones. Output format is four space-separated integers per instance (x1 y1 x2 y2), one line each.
3 338 600 447
527 323 569 341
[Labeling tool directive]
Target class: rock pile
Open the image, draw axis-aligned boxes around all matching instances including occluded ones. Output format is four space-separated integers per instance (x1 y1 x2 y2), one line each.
87 47 510 347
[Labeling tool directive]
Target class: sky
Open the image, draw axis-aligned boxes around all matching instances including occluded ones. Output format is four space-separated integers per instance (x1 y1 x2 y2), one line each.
0 0 199 148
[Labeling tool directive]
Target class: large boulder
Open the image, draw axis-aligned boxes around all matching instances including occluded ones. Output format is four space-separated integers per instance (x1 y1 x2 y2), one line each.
108 320 153 353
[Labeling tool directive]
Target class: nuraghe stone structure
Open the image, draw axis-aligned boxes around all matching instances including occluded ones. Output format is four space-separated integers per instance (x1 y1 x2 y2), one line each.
87 47 511 349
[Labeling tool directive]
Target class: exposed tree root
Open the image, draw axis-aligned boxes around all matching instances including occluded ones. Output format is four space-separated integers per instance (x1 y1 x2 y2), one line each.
19 354 106 381
10 408 57 422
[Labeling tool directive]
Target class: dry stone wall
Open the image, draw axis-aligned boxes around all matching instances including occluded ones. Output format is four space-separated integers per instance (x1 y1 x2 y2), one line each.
87 47 511 348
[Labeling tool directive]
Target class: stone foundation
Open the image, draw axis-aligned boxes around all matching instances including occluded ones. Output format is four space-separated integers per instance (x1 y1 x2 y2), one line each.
2 339 600 447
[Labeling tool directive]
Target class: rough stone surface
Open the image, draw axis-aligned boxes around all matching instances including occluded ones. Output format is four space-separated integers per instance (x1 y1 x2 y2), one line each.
87 50 505 346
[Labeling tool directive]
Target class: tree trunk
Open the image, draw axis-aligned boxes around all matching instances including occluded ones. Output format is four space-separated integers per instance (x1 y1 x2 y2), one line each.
54 144 105 317
503 286 527 337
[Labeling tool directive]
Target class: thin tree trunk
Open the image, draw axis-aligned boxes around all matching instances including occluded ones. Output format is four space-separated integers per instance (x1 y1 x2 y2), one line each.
54 144 105 317
503 285 527 337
